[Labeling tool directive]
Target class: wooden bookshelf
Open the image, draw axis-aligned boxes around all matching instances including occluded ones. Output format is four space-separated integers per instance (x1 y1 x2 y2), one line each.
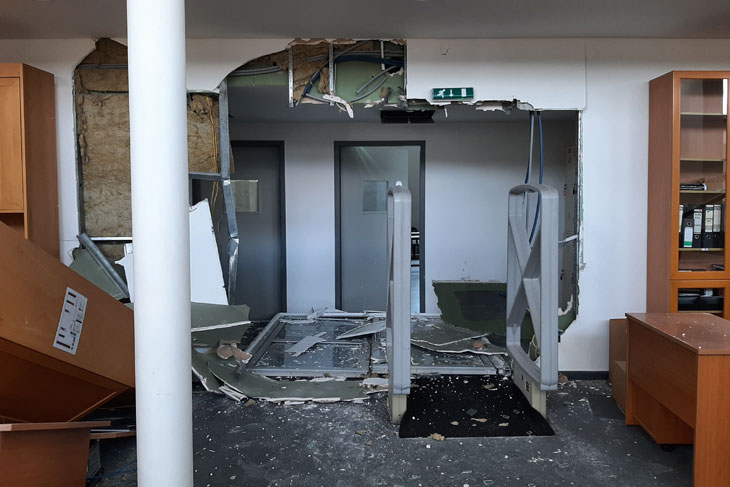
0 63 58 257
648 71 730 317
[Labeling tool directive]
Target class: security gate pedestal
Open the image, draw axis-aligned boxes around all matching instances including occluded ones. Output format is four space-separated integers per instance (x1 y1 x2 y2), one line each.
386 183 411 424
506 184 559 417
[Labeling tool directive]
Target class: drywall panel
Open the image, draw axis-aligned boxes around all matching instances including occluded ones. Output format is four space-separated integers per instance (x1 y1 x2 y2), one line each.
0 39 95 263
118 200 227 305
561 38 730 371
406 39 586 110
230 119 576 315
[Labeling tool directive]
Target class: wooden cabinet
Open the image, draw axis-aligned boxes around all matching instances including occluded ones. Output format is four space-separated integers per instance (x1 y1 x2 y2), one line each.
0 63 58 257
648 71 730 317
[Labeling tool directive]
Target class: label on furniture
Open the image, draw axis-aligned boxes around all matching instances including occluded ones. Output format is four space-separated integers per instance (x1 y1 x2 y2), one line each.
53 287 88 355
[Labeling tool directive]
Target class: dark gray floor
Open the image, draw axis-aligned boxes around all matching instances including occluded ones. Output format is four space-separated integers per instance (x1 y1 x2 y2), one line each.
94 379 693 487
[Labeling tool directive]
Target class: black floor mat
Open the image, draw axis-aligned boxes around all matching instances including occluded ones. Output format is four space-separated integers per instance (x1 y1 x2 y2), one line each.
399 375 554 438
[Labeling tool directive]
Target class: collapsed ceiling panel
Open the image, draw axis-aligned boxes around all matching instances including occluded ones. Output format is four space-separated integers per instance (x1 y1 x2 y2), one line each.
227 39 406 112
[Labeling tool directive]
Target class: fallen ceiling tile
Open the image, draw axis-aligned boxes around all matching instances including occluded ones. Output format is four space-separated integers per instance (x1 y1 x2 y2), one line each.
191 302 251 329
207 362 369 403
411 337 506 355
191 323 251 347
191 348 223 393
69 248 128 300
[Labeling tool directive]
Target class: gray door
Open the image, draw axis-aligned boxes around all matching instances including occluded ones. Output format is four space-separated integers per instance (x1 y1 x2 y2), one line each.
339 146 415 312
232 144 284 320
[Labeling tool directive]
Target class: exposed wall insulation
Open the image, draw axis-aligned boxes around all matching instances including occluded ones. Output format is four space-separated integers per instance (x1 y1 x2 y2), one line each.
75 38 220 237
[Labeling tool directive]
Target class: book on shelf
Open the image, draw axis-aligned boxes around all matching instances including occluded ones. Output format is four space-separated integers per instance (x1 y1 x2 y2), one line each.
703 204 716 248
693 208 703 248
680 182 708 191
683 215 694 248
713 203 723 248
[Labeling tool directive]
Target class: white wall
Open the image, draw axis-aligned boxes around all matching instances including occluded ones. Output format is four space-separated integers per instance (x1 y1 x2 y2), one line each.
5 37 730 370
229 120 576 314
409 38 730 371
407 39 586 110
573 39 730 371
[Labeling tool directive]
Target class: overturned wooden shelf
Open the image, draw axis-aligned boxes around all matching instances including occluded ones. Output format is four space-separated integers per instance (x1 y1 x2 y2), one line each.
0 222 134 423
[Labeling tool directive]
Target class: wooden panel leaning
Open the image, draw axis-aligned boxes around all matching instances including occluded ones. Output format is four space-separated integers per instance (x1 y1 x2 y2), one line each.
0 221 134 422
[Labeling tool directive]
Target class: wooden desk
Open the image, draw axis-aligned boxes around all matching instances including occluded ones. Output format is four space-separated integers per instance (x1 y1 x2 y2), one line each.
626 313 730 486
0 421 109 487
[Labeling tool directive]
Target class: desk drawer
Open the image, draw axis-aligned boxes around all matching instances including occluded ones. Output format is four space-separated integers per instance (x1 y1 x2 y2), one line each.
628 320 697 427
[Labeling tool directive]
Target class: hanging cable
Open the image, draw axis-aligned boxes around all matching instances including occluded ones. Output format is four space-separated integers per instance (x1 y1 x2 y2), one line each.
529 112 544 243
523 112 535 232
524 111 534 184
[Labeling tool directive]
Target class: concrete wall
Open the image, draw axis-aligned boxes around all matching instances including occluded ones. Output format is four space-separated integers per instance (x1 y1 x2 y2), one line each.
4 37 730 370
229 120 576 314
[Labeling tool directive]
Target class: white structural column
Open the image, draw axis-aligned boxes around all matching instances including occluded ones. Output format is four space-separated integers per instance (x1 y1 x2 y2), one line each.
127 0 193 485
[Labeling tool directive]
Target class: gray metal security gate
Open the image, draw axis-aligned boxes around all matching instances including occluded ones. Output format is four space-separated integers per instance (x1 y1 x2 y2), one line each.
506 184 559 416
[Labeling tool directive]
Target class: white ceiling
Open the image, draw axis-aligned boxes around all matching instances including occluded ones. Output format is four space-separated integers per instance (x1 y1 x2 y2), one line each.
4 0 730 39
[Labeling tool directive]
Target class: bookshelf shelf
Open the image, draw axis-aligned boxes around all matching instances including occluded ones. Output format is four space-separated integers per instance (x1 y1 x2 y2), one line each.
680 158 725 162
648 71 730 318
677 309 723 314
679 248 724 252
680 112 727 117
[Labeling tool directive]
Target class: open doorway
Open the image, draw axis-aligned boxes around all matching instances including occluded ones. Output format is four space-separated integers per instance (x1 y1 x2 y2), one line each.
335 142 425 313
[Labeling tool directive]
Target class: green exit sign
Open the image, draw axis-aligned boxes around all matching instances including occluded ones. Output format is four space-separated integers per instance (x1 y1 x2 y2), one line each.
432 87 474 100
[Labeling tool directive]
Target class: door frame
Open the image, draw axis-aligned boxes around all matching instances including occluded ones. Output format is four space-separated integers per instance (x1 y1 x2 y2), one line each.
334 141 426 312
230 140 287 314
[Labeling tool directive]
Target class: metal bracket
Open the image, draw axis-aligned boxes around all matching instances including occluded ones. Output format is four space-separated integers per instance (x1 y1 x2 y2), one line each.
506 184 559 393
218 79 238 304
386 183 412 424
288 48 294 108
328 43 334 106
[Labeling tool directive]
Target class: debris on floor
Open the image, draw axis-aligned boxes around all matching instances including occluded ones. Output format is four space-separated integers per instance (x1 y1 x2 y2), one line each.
206 363 370 403
69 243 129 301
190 310 510 405
399 375 553 439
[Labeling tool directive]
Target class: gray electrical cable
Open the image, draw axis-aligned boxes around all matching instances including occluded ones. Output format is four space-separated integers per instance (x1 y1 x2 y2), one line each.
334 40 370 59
356 65 399 94
229 66 284 76
349 76 390 102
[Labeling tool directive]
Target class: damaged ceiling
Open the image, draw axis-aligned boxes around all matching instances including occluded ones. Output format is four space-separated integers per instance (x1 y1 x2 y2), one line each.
4 1 730 39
